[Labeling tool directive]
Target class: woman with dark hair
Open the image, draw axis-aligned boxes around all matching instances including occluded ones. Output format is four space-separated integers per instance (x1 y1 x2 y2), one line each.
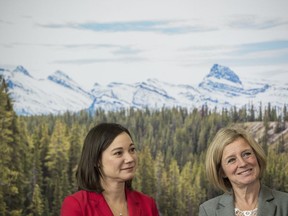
199 125 288 216
61 123 159 216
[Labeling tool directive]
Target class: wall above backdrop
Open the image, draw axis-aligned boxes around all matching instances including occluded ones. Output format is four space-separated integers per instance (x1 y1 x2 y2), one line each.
0 0 287 115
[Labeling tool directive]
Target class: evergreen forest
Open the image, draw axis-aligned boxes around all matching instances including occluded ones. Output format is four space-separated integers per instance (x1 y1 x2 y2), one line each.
1 76 288 216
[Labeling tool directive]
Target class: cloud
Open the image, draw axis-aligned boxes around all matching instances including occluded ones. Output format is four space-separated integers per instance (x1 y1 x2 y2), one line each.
228 15 288 30
233 40 288 54
63 44 122 49
39 19 218 35
1 0 288 86
178 40 288 68
112 46 142 55
62 43 142 55
53 56 147 64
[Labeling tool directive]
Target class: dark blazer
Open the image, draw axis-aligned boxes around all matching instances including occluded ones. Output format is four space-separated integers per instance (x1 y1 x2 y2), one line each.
199 185 288 216
61 189 159 216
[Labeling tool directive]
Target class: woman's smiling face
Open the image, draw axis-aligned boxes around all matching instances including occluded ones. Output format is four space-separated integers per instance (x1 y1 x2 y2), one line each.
221 137 260 189
100 132 137 184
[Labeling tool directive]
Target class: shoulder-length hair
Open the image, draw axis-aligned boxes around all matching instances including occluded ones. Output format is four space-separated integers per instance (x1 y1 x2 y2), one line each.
205 125 267 193
76 122 133 193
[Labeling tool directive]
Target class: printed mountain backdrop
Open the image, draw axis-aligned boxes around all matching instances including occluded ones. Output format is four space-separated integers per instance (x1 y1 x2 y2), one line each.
0 66 287 215
1 64 287 116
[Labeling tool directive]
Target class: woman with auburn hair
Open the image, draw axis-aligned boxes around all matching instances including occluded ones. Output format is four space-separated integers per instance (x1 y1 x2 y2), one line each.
61 123 159 216
199 125 288 216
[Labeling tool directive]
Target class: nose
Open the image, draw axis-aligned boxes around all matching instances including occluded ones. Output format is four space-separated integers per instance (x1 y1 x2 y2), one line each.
124 152 135 163
237 156 247 167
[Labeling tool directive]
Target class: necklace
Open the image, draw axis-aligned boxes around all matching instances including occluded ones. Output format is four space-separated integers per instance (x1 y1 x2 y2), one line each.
111 202 126 216
103 195 127 216
103 191 128 216
235 207 257 216
235 200 258 216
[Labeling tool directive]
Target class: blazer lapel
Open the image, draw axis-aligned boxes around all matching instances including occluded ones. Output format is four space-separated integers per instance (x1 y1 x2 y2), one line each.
89 192 114 216
257 185 277 216
216 193 235 216
215 185 278 216
126 189 141 215
88 189 143 215
258 201 276 216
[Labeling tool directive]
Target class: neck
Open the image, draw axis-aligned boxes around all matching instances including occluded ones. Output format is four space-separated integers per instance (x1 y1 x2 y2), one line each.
102 180 127 216
102 187 126 203
101 179 126 200
233 181 260 210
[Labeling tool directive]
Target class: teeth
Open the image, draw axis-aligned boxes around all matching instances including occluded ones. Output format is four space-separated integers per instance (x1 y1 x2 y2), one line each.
239 169 251 174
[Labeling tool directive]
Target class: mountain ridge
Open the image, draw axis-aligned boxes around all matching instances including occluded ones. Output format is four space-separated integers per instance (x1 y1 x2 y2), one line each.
0 64 287 116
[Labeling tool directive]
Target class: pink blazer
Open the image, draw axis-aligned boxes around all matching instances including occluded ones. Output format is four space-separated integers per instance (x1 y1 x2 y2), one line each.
60 189 159 216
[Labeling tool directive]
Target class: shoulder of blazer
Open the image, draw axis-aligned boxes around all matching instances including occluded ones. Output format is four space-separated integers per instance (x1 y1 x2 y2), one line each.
126 189 156 205
126 189 159 216
200 193 233 209
199 193 235 216
69 189 155 206
258 184 288 216
69 190 105 204
260 184 288 202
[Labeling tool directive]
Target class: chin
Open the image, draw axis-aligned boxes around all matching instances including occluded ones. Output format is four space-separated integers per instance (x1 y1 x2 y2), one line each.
242 178 258 186
123 174 135 180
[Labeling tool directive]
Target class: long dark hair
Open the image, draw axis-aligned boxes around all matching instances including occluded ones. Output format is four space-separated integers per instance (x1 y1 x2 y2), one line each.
76 123 133 193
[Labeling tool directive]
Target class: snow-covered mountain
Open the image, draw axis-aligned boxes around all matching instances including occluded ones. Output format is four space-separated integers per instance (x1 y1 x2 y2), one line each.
0 64 287 116
0 66 93 115
198 64 272 108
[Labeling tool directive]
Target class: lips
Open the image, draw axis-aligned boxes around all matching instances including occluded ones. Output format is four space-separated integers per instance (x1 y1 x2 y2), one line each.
237 168 253 175
121 166 134 170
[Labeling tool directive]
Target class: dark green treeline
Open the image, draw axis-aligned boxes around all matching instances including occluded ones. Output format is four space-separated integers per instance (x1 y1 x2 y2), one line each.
1 76 288 216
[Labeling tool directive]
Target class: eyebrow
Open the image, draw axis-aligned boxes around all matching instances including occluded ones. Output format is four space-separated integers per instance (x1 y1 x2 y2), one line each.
111 143 135 152
111 147 123 152
223 148 253 159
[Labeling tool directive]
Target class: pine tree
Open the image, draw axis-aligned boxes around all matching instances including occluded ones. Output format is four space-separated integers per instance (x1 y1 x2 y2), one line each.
261 118 269 155
0 76 27 215
154 151 165 204
38 123 50 201
45 120 70 215
67 124 82 192
179 161 193 215
0 76 11 215
166 159 180 215
17 119 34 215
258 102 263 121
137 145 156 197
28 184 44 216
248 103 255 121
283 104 287 122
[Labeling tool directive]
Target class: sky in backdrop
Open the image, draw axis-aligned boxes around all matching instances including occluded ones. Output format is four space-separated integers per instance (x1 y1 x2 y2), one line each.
0 0 288 89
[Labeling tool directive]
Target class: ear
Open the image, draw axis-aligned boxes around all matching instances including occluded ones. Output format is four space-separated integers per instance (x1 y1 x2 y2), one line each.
219 167 227 178
94 163 101 168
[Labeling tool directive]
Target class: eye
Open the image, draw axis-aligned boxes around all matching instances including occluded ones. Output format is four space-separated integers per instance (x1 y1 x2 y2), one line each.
227 158 236 164
242 151 253 158
129 147 136 153
114 151 123 156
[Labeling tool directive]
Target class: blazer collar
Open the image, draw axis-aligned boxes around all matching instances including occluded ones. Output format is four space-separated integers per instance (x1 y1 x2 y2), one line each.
86 189 142 216
215 192 235 216
257 184 277 216
88 192 113 215
215 184 277 216
126 189 141 215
